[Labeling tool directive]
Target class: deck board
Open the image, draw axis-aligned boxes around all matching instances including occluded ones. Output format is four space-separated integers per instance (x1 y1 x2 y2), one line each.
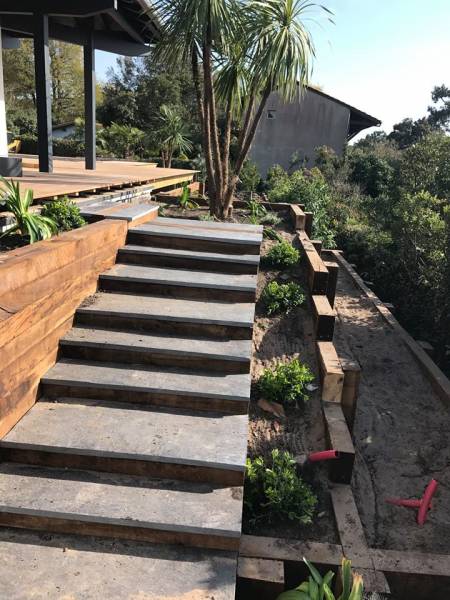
10 156 195 201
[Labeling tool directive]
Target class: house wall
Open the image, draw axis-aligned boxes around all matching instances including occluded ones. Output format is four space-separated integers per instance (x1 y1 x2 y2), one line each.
249 88 350 176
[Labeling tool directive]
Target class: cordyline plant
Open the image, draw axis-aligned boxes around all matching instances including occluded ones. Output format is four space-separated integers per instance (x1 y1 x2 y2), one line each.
154 0 332 218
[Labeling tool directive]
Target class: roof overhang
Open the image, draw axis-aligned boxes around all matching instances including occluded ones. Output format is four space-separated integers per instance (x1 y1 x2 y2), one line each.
0 0 159 56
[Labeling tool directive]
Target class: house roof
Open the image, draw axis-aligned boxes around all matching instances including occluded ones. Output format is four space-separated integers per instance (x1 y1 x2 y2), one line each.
307 86 381 139
0 1 159 56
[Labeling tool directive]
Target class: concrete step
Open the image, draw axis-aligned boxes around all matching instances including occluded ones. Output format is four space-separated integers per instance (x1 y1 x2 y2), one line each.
0 529 237 599
80 201 159 226
0 399 248 486
128 222 262 255
0 463 242 551
76 292 255 340
117 244 260 274
41 359 251 414
99 264 257 302
155 215 263 234
60 327 253 373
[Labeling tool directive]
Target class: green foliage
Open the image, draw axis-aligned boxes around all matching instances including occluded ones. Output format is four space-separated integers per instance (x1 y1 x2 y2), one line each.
277 557 363 600
245 449 317 525
263 227 283 241
178 183 199 210
267 167 336 247
265 240 300 269
0 178 57 244
262 281 305 316
157 104 193 168
239 160 261 192
259 211 282 226
259 358 313 405
41 197 86 232
98 122 145 159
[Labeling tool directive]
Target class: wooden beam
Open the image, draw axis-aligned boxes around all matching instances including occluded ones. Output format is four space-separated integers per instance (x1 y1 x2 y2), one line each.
240 534 343 565
322 402 355 483
324 260 339 308
339 356 361 432
312 295 336 341
289 204 306 230
237 557 285 599
298 230 329 294
34 12 53 173
84 25 96 170
316 341 344 403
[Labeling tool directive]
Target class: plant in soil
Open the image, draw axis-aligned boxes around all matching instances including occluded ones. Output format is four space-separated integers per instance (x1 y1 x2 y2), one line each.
260 211 282 226
262 281 305 316
259 358 314 406
263 226 283 241
265 240 300 269
178 184 199 210
246 198 267 224
41 196 86 232
245 449 317 525
277 557 364 600
0 178 57 243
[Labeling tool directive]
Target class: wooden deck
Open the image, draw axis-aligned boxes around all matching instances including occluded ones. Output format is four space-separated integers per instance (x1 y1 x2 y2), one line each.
13 156 196 202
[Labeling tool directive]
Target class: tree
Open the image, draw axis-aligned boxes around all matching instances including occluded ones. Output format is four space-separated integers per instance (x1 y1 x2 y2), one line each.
428 84 450 131
388 117 432 149
98 123 145 159
154 0 331 217
157 104 193 167
2 39 84 132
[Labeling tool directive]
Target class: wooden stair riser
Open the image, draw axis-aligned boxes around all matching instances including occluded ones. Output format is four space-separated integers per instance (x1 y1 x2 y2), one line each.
59 343 251 374
75 312 253 341
0 512 240 552
41 383 249 415
0 447 244 487
99 277 256 303
117 250 258 274
127 231 260 255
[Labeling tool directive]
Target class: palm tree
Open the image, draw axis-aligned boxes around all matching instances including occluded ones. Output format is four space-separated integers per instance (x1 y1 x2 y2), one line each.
157 104 193 168
154 0 332 217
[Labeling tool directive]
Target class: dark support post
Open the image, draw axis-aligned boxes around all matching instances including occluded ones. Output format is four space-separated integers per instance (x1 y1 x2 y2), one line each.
84 27 96 170
34 12 53 173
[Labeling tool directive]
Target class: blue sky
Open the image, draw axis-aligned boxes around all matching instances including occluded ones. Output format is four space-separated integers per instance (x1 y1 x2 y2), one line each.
96 0 450 137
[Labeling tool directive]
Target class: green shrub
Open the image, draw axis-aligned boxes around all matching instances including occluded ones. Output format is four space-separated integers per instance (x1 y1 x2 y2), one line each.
41 196 86 232
263 226 283 241
277 557 363 600
259 211 281 226
259 358 314 405
0 178 57 243
239 160 261 192
265 240 300 269
245 449 317 525
262 281 305 315
178 183 199 210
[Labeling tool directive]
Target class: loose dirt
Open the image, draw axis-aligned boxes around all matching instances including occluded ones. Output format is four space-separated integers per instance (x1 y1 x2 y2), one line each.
334 265 450 553
244 230 339 544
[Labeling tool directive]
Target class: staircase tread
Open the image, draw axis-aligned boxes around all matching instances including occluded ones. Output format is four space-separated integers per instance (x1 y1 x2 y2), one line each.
100 264 257 292
131 222 262 244
77 292 255 328
81 201 159 222
120 244 261 264
42 359 251 402
155 215 263 233
61 327 253 361
2 399 248 471
0 529 236 600
0 463 242 537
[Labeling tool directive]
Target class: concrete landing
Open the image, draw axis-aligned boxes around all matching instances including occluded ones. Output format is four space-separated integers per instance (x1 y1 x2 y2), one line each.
42 359 251 413
156 215 263 233
0 463 242 550
80 200 159 225
1 399 248 484
0 529 237 600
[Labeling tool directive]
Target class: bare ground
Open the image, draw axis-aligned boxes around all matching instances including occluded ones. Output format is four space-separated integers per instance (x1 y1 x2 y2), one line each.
244 232 339 544
334 266 450 553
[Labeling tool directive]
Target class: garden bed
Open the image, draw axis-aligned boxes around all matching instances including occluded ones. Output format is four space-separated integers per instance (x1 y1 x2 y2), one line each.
242 221 340 545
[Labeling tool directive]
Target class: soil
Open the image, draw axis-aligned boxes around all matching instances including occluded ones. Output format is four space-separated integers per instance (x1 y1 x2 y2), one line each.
334 265 450 553
243 227 339 545
0 234 29 254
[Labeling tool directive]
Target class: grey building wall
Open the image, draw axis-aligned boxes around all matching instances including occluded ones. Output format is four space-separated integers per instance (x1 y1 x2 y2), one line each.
249 88 351 176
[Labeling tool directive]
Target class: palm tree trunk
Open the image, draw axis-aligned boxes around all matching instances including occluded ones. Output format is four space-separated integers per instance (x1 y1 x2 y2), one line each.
223 86 271 214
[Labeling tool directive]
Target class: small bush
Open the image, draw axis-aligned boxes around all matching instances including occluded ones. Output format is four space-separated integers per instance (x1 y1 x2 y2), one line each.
259 211 281 226
263 226 283 241
41 196 86 232
245 449 317 524
259 358 314 405
265 240 300 269
262 281 305 315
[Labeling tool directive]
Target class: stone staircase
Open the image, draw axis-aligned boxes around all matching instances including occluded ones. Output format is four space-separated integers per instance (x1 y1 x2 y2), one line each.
0 217 262 599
